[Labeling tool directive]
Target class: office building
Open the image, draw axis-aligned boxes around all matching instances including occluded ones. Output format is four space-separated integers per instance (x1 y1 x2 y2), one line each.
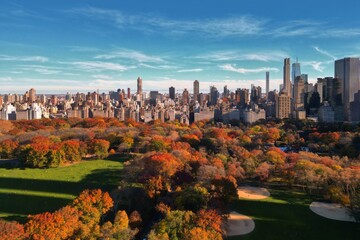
169 86 175 100
335 57 360 121
193 80 199 103
137 77 142 100
266 72 270 100
283 58 292 96
182 88 189 105
276 93 291 119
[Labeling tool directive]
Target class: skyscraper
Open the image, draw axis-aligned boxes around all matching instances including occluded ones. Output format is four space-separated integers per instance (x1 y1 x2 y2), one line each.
137 77 142 100
293 76 305 109
182 88 189 105
209 86 219 106
335 57 360 121
292 60 301 84
29 88 36 103
169 86 175 100
266 72 270 100
193 80 199 103
283 58 291 97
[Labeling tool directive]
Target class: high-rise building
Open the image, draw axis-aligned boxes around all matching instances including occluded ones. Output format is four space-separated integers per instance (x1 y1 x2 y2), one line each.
209 86 219 106
251 86 262 103
182 88 189 105
335 57 360 121
266 72 270 100
127 88 131 99
137 77 142 100
169 86 175 100
301 74 308 84
293 76 305 109
193 80 199 103
276 93 291 119
292 60 301 83
235 88 249 107
29 88 36 103
282 58 291 97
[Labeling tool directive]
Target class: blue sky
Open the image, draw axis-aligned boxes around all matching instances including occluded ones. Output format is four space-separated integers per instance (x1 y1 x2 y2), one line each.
1 0 360 94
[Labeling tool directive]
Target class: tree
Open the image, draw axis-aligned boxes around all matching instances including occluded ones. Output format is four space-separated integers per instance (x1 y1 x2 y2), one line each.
72 189 113 239
174 186 209 212
88 139 110 159
61 140 83 162
0 219 26 240
0 139 18 159
145 153 181 179
129 211 142 230
25 206 80 240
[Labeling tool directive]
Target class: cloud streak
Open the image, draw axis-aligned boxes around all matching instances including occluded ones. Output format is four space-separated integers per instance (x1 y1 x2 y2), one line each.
313 46 337 60
68 7 265 38
95 49 166 63
68 61 135 72
194 50 288 62
67 7 360 40
0 54 48 62
220 64 279 74
177 68 203 73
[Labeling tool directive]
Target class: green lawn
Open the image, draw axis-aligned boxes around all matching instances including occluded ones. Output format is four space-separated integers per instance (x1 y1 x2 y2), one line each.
228 187 360 240
0 158 124 222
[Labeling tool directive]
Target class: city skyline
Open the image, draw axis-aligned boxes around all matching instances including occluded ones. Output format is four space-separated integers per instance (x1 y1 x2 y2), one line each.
2 0 360 93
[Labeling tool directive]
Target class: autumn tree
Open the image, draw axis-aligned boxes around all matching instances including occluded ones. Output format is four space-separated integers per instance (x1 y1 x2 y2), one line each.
0 219 26 240
72 189 113 239
100 210 137 240
25 206 80 240
0 139 18 159
88 139 110 159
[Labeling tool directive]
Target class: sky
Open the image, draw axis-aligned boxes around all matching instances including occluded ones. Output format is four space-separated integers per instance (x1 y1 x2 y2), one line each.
1 0 360 94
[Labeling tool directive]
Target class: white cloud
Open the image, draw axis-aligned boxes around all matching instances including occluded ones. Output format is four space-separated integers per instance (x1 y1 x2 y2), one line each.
66 61 135 72
220 64 279 74
302 61 325 72
68 7 265 38
177 68 203 73
313 46 337 60
92 74 113 79
95 48 165 63
0 54 48 62
194 50 288 62
139 63 177 70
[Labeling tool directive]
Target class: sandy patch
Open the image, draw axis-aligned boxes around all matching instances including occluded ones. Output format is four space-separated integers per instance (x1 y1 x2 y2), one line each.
237 186 270 200
310 202 356 222
223 211 255 236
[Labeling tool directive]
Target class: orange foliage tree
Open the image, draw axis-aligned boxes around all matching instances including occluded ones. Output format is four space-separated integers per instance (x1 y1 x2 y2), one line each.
0 219 26 240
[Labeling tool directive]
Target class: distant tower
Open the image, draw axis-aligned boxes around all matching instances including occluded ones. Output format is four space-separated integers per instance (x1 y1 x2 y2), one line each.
182 88 189 105
169 86 175 100
137 77 142 100
293 76 305 109
266 72 270 100
29 88 36 103
292 58 301 84
193 80 199 103
283 58 291 97
127 88 131 99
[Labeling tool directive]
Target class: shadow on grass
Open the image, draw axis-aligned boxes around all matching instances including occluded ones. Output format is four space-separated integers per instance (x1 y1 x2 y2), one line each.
0 158 125 222
228 189 360 240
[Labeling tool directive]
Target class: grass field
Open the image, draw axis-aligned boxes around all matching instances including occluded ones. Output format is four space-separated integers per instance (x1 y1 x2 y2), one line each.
228 187 360 240
0 157 124 222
